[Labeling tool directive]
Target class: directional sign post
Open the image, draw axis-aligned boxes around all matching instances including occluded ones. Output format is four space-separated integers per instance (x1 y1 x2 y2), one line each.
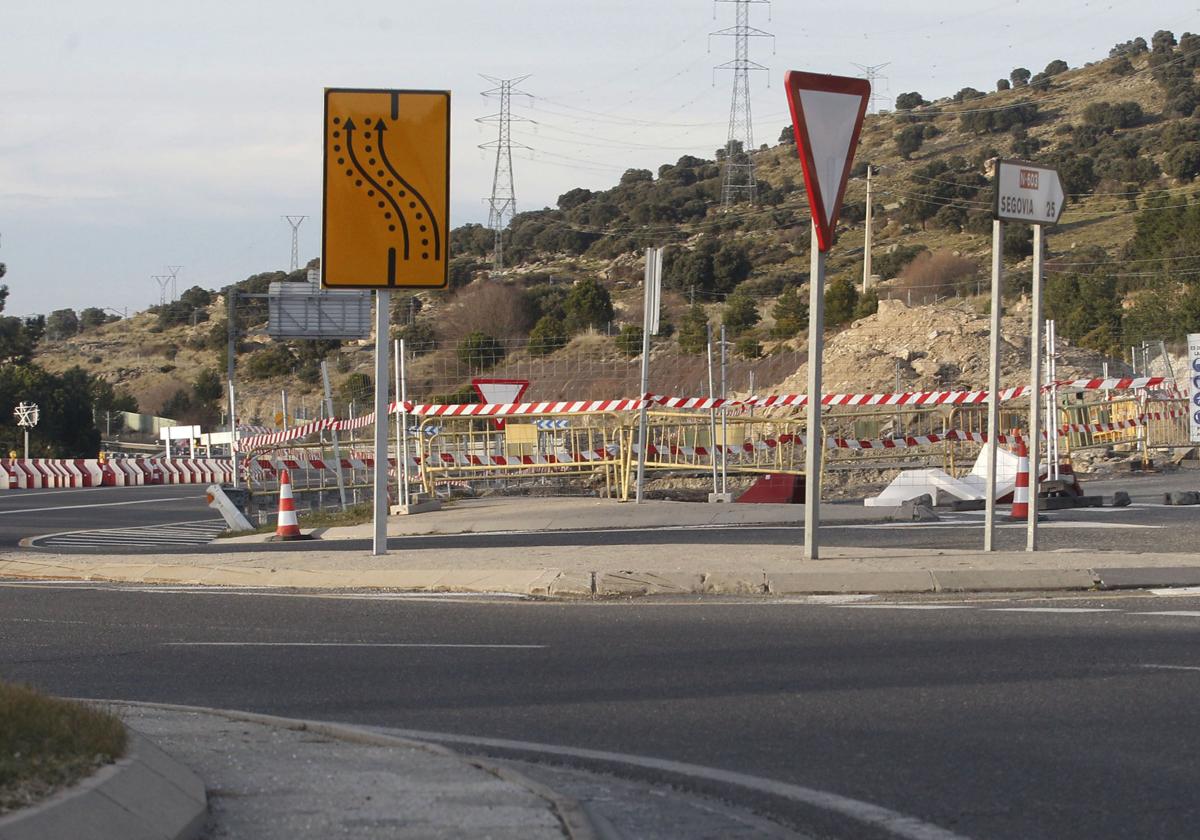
784 70 871 560
636 246 663 504
986 160 1065 554
1188 334 1200 444
323 88 451 556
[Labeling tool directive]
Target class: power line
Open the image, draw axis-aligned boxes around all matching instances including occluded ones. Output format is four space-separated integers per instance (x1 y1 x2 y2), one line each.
711 0 773 208
479 75 533 272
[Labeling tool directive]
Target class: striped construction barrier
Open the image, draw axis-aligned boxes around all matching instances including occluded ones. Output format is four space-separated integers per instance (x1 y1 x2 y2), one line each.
0 458 233 490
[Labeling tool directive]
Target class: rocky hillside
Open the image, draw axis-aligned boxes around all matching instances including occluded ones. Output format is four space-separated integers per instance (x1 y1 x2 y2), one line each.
33 29 1200 430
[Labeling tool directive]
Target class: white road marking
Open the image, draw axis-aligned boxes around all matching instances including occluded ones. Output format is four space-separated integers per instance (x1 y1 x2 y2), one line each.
164 642 547 649
1138 664 1200 672
782 594 879 604
0 496 199 515
836 604 972 611
1148 587 1200 597
380 727 970 840
1137 611 1200 617
987 607 1115 613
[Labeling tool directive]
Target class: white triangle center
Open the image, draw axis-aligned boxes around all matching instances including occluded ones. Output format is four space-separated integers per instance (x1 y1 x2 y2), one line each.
797 88 864 226
475 383 526 403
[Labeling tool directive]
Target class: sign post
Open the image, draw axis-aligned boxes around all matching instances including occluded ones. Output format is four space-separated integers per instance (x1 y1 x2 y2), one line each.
991 159 1064 552
635 246 663 504
13 402 38 460
1187 334 1200 443
322 88 450 556
784 70 871 560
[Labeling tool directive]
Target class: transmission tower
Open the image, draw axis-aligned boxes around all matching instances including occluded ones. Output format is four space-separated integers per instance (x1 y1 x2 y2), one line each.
478 75 532 272
165 264 182 302
152 275 171 307
852 62 891 114
711 0 773 208
283 215 308 272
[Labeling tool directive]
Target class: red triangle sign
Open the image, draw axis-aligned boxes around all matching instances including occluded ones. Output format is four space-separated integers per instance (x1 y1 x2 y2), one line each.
784 71 871 253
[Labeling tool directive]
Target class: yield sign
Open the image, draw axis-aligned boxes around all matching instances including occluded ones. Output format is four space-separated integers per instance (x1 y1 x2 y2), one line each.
471 378 530 430
784 71 871 252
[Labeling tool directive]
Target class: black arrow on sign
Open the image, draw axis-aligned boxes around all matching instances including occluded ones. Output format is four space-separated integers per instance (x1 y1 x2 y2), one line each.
344 118 410 262
374 120 441 260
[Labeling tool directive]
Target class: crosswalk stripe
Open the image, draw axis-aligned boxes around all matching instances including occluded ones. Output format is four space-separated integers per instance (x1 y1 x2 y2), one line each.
32 519 227 549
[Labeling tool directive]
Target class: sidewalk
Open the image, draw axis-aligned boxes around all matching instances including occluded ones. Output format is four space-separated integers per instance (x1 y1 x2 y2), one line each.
4 496 1200 596
114 703 577 840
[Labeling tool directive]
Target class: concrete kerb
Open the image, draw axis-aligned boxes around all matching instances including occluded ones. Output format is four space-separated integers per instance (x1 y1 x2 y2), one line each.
0 731 206 840
94 700 600 840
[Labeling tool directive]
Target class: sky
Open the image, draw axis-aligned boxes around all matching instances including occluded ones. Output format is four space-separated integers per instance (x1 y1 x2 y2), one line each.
1 0 1197 317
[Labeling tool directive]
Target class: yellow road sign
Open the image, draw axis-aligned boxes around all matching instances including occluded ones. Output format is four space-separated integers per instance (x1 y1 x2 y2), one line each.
322 88 450 289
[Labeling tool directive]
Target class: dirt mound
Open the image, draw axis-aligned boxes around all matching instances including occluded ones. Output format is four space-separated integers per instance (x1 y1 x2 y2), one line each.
774 298 1105 397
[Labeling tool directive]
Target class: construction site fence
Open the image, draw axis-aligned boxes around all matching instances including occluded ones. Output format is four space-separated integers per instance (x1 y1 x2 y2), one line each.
242 396 1193 501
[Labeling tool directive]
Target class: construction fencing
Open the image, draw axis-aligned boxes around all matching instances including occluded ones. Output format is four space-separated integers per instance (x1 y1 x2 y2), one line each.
235 377 1189 501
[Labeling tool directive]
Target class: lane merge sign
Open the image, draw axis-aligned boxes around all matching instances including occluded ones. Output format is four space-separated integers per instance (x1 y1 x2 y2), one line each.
322 88 450 289
783 71 871 252
994 159 1065 226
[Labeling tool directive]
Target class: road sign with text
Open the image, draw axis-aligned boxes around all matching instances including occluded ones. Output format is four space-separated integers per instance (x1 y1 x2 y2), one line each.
322 88 450 289
994 159 1064 225
784 71 871 252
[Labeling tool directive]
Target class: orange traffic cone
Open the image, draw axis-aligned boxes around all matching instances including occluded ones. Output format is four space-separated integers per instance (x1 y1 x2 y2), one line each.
1058 455 1083 496
1010 440 1031 521
274 469 305 540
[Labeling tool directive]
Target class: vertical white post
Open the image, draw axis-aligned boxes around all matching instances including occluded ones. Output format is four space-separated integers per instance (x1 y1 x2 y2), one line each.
228 380 238 488
1027 224 1044 552
720 324 728 495
373 290 391 556
23 429 29 461
636 247 654 504
320 361 347 510
862 165 873 294
1050 320 1059 479
397 339 411 507
984 219 1005 552
281 390 289 430
804 223 826 560
707 323 718 496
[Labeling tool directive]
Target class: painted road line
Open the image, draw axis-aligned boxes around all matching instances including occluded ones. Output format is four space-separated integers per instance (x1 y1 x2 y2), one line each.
1138 664 1200 672
987 607 1115 613
381 726 970 840
836 604 972 611
0 496 201 515
163 642 547 649
29 519 227 549
1148 587 1200 597
1137 611 1200 617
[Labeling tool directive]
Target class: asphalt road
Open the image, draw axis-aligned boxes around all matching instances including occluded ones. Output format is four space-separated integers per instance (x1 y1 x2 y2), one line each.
3 583 1200 839
0 485 212 547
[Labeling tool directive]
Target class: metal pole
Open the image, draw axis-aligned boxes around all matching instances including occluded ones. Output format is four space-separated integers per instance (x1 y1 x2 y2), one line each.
321 361 347 511
373 290 391 555
1027 224 1044 552
984 219 1004 552
281 391 289 430
227 291 238 488
635 255 653 504
720 323 728 495
862 165 873 294
1050 319 1059 479
707 323 718 496
396 339 411 507
804 223 826 560
23 429 29 461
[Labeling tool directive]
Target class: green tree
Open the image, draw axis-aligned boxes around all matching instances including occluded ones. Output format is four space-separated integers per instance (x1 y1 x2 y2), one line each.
528 315 567 356
677 305 710 355
192 369 223 405
79 307 115 331
895 125 926 160
46 309 79 341
563 277 614 332
770 286 808 338
456 331 505 370
712 242 752 293
1010 67 1031 87
854 288 879 320
824 276 859 328
722 290 759 336
1166 143 1200 180
895 91 928 110
615 324 644 357
735 336 762 359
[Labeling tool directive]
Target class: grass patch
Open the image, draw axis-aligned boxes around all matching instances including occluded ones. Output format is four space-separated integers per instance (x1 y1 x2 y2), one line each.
0 681 126 814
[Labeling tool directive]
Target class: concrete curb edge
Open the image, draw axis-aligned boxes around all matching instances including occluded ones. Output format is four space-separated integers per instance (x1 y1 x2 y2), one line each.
0 731 206 840
94 699 599 840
